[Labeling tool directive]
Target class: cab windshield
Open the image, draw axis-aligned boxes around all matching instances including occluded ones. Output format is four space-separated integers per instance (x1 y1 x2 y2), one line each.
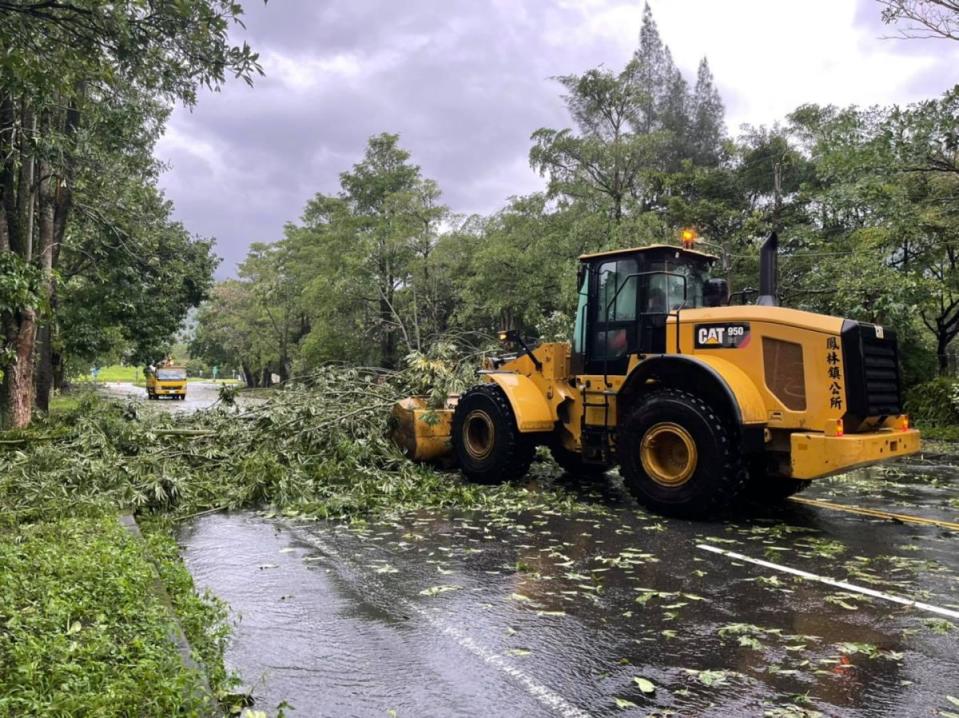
157 368 186 381
646 260 708 310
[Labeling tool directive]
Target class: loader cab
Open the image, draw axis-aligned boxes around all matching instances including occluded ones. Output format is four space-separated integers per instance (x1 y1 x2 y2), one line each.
572 244 718 375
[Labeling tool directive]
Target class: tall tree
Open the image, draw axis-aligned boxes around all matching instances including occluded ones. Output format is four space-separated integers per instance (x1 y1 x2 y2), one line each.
0 0 260 427
783 92 959 375
530 3 728 232
237 242 308 382
691 58 726 167
190 281 274 388
628 2 674 135
530 68 652 224
282 133 447 370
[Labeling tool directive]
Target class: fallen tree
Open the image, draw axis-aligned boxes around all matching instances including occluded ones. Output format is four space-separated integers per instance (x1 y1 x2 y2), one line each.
0 363 592 526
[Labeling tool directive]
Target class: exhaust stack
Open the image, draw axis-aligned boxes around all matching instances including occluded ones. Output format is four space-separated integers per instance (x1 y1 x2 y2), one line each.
757 232 778 306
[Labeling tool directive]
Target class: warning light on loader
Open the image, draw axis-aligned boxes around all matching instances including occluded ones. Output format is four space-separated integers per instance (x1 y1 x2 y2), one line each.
825 418 844 437
681 228 698 248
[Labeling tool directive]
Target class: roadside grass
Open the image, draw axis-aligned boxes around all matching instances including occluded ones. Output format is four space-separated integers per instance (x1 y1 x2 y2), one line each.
72 364 145 384
47 391 86 415
0 516 227 717
70 364 240 385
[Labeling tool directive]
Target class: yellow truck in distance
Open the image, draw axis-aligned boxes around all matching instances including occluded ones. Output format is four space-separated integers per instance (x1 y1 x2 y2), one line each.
145 363 187 401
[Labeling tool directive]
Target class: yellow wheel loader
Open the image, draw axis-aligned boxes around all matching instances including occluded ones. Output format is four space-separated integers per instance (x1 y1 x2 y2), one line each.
391 233 920 518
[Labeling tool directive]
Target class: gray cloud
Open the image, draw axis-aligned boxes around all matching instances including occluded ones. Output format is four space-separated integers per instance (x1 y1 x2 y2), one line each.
156 0 959 278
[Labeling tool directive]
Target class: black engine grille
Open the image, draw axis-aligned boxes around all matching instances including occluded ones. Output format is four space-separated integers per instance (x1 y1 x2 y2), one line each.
841 320 902 423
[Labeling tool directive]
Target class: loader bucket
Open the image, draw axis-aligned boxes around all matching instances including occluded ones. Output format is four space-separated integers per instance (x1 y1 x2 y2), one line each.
390 396 456 462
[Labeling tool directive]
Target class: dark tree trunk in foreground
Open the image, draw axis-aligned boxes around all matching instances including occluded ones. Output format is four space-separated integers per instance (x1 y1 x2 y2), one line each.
34 103 76 412
1 98 37 428
2 308 37 428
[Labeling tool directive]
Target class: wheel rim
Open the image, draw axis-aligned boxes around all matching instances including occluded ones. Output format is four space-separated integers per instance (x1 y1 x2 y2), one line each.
463 409 495 460
640 422 698 487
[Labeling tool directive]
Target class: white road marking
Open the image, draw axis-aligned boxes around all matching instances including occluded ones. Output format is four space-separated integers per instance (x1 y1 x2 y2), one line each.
697 543 959 621
287 525 592 718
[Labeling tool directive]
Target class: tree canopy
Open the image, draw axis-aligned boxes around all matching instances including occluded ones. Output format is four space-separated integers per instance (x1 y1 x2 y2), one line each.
0 0 261 426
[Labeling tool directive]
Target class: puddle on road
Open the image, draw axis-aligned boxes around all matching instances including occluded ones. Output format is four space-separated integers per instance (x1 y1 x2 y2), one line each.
178 456 959 718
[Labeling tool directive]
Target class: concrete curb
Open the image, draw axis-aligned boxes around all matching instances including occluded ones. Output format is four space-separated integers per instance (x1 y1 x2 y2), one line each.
118 513 223 717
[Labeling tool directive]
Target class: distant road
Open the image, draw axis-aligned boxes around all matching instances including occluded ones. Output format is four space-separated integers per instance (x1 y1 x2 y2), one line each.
98 381 228 413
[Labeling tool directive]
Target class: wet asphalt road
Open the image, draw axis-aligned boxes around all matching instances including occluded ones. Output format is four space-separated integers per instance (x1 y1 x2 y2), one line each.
99 381 230 413
177 455 959 718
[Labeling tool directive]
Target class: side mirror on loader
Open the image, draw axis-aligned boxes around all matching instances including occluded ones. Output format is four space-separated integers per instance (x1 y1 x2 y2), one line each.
703 278 729 307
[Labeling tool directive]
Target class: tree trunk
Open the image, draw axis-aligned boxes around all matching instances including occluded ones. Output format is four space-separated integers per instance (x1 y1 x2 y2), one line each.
0 92 17 253
1 100 38 428
938 333 950 375
35 158 57 412
53 351 65 391
379 294 395 368
36 327 54 412
260 367 273 388
2 308 37 428
16 106 36 261
242 363 256 388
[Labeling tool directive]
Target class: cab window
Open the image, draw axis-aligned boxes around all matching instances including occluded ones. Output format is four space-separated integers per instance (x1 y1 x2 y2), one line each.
646 260 706 309
573 273 588 356
597 258 638 322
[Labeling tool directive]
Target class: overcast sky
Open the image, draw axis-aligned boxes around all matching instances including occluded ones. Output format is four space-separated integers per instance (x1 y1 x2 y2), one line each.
154 0 959 278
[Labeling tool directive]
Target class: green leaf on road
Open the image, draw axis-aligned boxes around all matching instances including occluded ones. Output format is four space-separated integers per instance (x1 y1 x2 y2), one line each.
633 677 655 694
685 669 729 687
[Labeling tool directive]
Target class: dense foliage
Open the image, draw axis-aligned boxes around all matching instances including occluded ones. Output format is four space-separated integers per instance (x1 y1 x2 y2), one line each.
192 6 959 390
0 378 590 527
0 0 259 427
904 377 959 427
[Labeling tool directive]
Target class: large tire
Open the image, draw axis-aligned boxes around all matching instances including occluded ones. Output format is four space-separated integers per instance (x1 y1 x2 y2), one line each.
549 442 609 478
617 388 747 518
451 384 536 484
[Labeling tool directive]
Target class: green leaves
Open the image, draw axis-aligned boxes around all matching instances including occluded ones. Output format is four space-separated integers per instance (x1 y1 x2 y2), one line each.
684 669 730 687
0 252 41 316
0 517 221 714
632 677 656 694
